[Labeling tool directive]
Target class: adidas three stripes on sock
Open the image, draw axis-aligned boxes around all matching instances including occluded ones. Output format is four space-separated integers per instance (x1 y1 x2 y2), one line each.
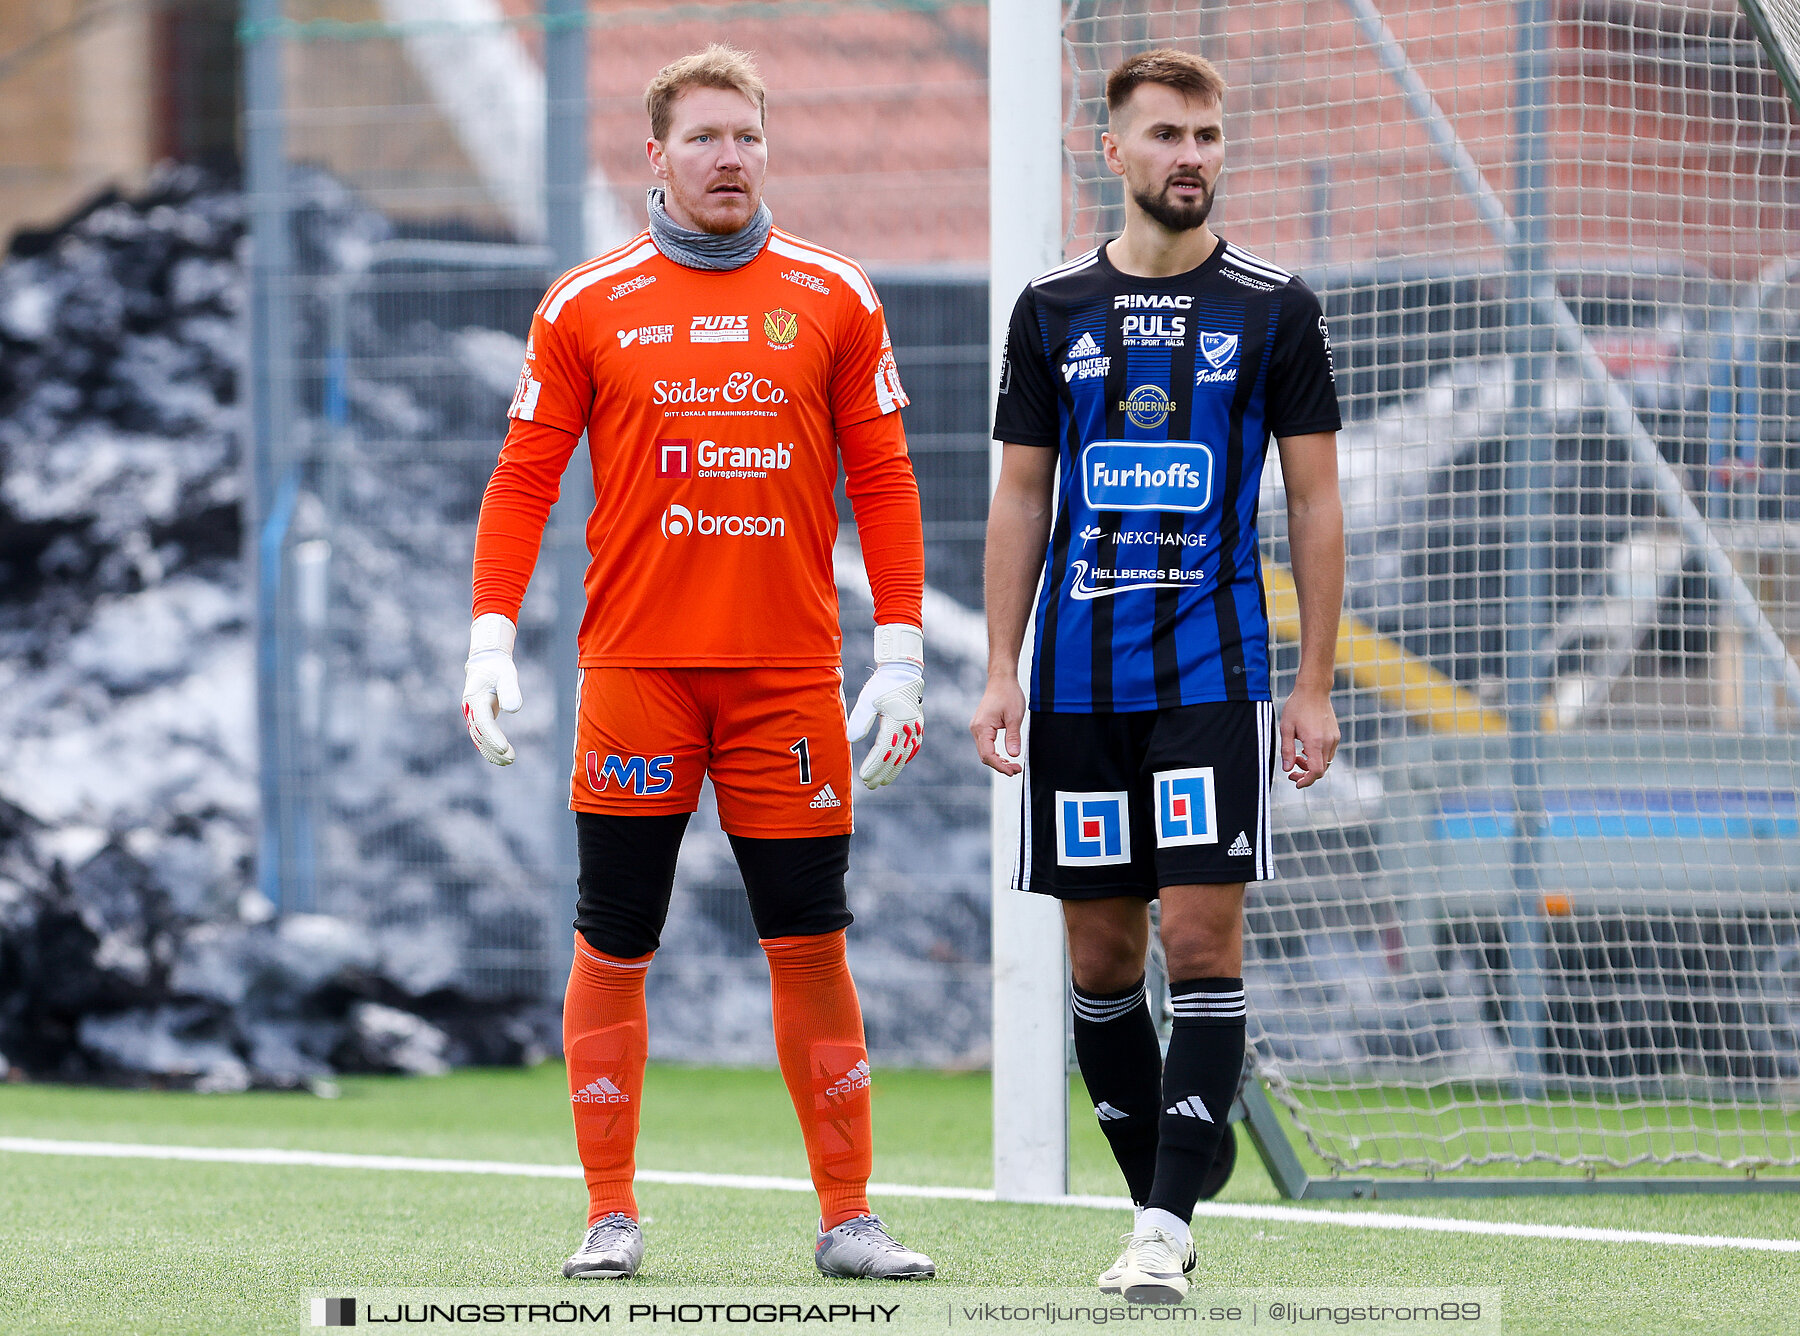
1145 976 1247 1224
1070 977 1163 1204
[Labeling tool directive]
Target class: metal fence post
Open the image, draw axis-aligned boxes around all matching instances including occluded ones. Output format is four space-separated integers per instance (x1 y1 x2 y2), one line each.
244 0 309 913
545 0 590 1000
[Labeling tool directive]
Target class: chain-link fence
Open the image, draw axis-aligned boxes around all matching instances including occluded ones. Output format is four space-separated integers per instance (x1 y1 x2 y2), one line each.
1064 0 1800 1174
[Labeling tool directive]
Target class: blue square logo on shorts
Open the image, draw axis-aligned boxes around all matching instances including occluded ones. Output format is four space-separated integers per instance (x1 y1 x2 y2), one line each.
1155 767 1218 847
1056 791 1132 866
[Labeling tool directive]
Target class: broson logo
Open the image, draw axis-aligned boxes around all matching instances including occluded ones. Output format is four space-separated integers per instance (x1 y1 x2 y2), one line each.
661 503 786 538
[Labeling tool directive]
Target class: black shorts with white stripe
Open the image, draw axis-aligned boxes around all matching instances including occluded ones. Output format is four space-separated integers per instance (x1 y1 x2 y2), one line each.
1015 701 1276 899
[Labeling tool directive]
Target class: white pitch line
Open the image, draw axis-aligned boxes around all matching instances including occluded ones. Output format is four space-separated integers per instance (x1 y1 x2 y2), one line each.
3 1137 1796 1254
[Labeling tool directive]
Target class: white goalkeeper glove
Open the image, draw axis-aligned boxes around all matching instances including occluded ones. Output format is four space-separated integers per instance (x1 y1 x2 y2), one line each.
462 612 522 766
846 623 924 790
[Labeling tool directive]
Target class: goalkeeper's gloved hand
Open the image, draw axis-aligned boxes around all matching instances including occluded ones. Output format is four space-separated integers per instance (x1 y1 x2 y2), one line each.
462 612 523 766
846 623 924 790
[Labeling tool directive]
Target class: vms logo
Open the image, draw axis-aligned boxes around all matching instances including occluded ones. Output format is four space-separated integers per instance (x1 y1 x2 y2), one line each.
584 752 675 796
1082 442 1213 512
1056 791 1132 867
656 439 690 477
1120 384 1175 429
1155 767 1218 848
763 309 799 348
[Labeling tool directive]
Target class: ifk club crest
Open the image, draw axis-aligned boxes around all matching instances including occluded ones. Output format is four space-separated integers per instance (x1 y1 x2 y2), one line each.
763 308 799 349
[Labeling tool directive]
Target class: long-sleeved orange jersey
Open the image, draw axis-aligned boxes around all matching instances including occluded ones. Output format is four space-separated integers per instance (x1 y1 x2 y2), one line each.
472 228 924 667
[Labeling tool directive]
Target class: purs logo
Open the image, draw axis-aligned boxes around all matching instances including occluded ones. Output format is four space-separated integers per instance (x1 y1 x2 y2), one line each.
1056 791 1131 867
763 308 799 347
690 314 749 343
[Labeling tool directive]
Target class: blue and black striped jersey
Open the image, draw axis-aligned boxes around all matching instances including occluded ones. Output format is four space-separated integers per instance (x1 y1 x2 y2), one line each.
993 237 1340 713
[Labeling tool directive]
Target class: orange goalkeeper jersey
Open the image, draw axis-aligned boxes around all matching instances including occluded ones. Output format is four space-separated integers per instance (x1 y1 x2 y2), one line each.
477 228 920 667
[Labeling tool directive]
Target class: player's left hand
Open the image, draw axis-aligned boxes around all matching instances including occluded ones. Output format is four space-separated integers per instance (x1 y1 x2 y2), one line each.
847 624 925 789
1279 683 1339 789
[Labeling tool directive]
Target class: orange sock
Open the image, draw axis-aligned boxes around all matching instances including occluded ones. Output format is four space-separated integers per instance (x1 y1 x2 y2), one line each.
563 933 651 1224
761 929 873 1230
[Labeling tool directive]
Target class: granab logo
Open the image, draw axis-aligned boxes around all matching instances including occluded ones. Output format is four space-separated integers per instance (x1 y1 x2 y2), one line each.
696 438 793 479
661 504 786 538
690 314 749 343
651 372 789 406
763 308 799 348
656 439 690 477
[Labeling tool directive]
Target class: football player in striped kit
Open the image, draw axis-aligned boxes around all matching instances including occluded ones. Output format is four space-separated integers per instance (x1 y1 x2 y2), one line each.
972 48 1344 1303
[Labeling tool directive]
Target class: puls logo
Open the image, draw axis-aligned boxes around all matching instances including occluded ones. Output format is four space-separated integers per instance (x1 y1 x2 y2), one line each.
1122 313 1186 346
585 752 675 796
661 503 786 538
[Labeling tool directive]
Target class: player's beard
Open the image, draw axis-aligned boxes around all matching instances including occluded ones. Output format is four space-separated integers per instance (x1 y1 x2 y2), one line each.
1132 175 1215 233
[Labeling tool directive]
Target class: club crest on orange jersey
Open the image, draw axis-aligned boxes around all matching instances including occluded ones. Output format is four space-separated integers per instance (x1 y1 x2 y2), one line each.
763 308 799 350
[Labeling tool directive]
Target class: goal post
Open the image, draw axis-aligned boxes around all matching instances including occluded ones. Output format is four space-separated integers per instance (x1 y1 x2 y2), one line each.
993 0 1800 1200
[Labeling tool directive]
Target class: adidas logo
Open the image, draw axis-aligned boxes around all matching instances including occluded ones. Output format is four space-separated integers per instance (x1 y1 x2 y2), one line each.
824 1058 872 1100
1227 831 1253 857
572 1076 629 1105
1068 331 1102 359
809 784 842 810
1095 1101 1128 1122
1166 1096 1214 1122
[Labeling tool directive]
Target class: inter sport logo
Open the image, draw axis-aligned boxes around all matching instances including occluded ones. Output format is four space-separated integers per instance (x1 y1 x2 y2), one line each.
1056 790 1131 867
618 324 674 348
1081 442 1214 512
660 503 786 538
1155 767 1218 848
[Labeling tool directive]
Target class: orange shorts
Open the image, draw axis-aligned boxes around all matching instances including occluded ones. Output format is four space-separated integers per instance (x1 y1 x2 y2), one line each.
570 666 854 837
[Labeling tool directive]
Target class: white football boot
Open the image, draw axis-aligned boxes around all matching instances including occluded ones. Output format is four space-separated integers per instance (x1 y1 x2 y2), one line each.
562 1213 643 1279
814 1214 936 1279
1097 1219 1197 1304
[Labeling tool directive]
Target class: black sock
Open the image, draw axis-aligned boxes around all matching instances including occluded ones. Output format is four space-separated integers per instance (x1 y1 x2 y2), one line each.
1145 976 1246 1223
1071 976 1164 1204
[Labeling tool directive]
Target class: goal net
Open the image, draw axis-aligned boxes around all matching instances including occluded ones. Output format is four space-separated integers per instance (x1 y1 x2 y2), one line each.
1061 0 1800 1178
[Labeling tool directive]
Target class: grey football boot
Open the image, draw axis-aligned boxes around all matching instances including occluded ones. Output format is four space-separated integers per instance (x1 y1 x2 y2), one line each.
814 1214 936 1279
562 1213 643 1279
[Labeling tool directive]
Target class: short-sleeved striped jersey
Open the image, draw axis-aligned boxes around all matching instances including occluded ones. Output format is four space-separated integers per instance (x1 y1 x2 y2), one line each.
993 237 1341 713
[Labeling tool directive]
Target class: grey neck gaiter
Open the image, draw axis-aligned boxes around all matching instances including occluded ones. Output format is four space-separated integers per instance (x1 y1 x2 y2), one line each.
646 186 772 270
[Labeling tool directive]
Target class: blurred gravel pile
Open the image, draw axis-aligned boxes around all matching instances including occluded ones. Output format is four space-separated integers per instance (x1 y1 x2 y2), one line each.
0 166 547 1088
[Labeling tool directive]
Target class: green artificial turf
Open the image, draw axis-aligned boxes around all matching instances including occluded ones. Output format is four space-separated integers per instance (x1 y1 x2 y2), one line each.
1 1064 1797 1335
